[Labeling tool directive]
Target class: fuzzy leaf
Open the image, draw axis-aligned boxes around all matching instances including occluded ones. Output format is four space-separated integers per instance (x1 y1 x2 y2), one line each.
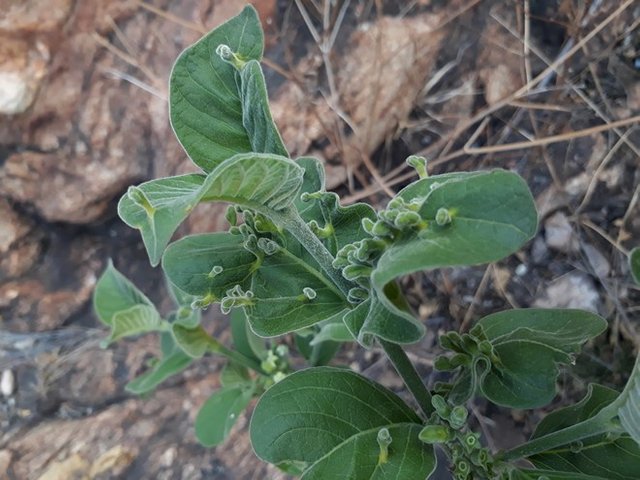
371 170 537 330
230 309 266 362
93 260 153 325
477 309 606 409
125 349 193 395
528 384 640 479
195 384 255 447
104 305 167 345
163 233 258 301
170 6 286 172
251 367 436 479
171 324 219 358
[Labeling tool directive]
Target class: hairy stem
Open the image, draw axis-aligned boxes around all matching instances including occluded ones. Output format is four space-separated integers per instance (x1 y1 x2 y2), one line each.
498 412 616 462
276 208 354 296
379 339 434 418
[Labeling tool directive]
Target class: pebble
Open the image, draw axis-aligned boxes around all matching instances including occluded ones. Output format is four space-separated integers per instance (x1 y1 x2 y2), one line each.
1 369 15 397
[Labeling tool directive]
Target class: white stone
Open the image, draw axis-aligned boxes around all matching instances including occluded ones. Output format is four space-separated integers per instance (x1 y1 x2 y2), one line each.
0 369 15 397
0 70 34 114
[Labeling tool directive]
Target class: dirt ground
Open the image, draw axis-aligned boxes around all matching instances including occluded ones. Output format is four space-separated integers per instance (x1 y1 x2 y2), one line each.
0 0 639 478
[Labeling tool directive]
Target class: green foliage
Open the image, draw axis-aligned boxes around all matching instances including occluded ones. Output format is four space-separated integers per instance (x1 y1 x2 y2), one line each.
93 6 640 479
630 247 640 284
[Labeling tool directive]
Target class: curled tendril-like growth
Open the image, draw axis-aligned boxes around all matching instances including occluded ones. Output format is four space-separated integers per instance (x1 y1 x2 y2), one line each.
308 219 334 239
257 237 279 256
377 428 392 465
301 287 317 300
215 44 246 69
406 155 429 179
207 265 224 279
220 284 254 314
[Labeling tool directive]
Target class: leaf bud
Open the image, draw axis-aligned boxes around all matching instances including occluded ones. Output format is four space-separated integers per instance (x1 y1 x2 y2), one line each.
272 371 287 383
347 287 369 303
435 207 452 226
394 211 422 228
448 406 468 430
261 350 279 373
371 220 393 237
275 344 289 357
478 340 493 356
257 237 279 256
406 155 428 179
342 264 372 281
225 206 237 226
463 432 480 451
377 428 392 464
308 220 334 239
431 395 451 419
418 424 452 444
362 217 376 235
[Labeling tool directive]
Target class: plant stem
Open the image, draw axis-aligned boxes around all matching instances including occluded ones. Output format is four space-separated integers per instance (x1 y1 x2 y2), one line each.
379 339 434 418
276 208 354 296
216 344 267 376
498 412 615 462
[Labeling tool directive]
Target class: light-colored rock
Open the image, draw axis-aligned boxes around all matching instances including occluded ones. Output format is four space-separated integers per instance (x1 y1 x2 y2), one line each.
37 454 90 480
0 449 13 474
0 369 15 397
0 38 47 115
545 211 578 253
0 0 73 33
534 272 600 312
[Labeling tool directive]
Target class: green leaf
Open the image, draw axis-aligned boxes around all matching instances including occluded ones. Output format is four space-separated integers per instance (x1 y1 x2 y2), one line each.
359 289 425 345
104 305 167 345
476 309 607 409
230 309 266 362
126 349 193 395
510 468 612 480
171 324 219 358
239 60 288 157
251 367 436 479
195 384 255 447
310 320 355 345
371 170 537 326
169 5 273 172
118 174 204 266
630 247 640 285
166 280 201 328
294 157 325 220
162 233 259 301
119 153 304 266
93 260 153 325
616 355 640 446
528 384 640 480
244 249 348 337
220 361 252 387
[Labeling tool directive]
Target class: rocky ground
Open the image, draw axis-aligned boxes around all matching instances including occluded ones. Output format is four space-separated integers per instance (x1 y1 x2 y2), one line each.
1 0 639 478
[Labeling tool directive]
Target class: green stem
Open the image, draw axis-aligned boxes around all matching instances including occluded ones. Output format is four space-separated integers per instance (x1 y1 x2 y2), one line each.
216 344 267 376
498 411 615 462
276 208 354 297
379 339 433 418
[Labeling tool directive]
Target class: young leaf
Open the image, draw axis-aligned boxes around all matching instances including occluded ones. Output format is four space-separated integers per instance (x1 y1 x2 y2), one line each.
527 384 640 479
629 247 640 285
104 305 167 345
310 320 355 345
477 309 606 409
93 260 153 325
250 367 436 479
230 309 267 362
126 349 193 395
169 6 275 172
239 60 288 157
244 249 348 337
171 324 219 358
119 153 304 266
371 170 537 329
195 384 255 447
162 233 259 301
118 174 205 266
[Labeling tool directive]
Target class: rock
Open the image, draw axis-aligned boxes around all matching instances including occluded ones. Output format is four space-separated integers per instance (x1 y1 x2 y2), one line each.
0 37 47 115
37 454 90 480
0 0 74 33
0 449 13 474
544 211 578 253
534 272 600 312
0 369 15 397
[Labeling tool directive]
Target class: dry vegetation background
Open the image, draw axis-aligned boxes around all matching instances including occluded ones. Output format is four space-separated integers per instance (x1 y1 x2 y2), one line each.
0 0 639 478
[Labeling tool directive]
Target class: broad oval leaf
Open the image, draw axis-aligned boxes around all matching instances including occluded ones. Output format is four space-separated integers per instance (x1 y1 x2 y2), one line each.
250 367 436 479
93 260 153 325
310 320 355 345
169 6 286 172
195 384 255 447
245 249 348 337
163 233 259 301
528 384 640 480
477 309 607 409
125 349 193 395
172 324 219 358
372 170 537 325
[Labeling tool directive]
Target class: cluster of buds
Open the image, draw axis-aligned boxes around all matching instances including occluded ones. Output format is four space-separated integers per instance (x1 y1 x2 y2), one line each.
228 206 283 257
261 344 290 384
435 325 502 373
220 285 255 314
420 395 495 479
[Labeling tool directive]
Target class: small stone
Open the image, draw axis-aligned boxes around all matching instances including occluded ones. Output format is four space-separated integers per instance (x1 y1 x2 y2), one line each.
0 369 15 397
534 272 600 312
515 264 528 276
0 450 12 474
544 212 578 253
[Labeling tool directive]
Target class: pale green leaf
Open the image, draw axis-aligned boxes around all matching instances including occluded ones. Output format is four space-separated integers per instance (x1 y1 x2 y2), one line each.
162 233 259 301
104 305 166 344
310 319 355 345
93 260 153 325
528 384 640 480
125 349 193 395
230 309 266 362
372 170 537 327
251 367 435 479
171 324 219 358
195 384 255 447
169 6 269 172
